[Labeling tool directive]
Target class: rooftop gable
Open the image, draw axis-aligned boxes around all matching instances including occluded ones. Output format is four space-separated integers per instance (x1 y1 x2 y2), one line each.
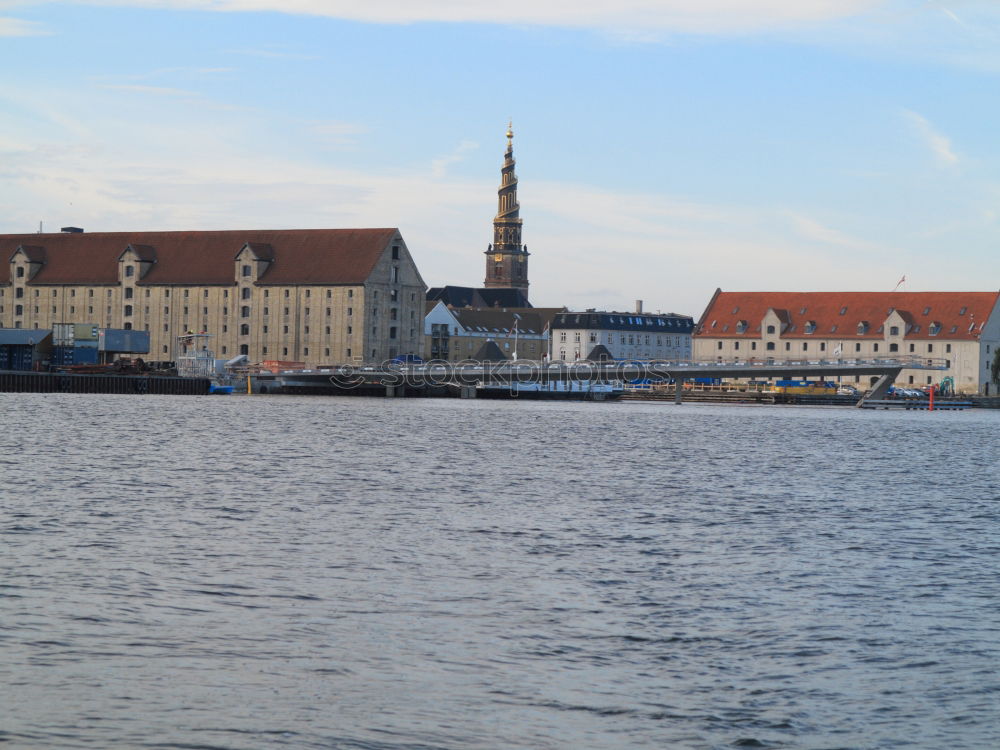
452 308 546 335
0 228 398 286
696 291 1000 341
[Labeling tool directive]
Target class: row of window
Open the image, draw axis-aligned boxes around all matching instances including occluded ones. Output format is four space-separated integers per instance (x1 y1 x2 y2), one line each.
716 340 954 354
175 342 357 359
559 331 689 346
727 305 969 319
1 285 386 300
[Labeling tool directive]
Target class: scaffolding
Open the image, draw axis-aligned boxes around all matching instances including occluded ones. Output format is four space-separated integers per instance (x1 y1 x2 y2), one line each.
175 332 217 379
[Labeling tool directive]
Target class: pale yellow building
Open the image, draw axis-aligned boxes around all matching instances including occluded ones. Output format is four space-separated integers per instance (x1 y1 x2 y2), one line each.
1 228 425 364
694 290 1000 394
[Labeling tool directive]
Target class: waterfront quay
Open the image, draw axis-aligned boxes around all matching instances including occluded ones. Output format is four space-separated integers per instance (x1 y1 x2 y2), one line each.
251 355 948 403
0 369 210 395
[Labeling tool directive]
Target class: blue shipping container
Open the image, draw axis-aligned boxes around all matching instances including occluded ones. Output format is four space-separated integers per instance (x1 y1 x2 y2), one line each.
99 329 150 353
52 346 100 366
9 346 34 371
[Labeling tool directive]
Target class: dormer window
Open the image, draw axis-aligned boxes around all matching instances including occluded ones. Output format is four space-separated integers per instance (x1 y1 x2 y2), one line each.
766 325 776 334
735 319 748 333
929 321 941 335
857 321 869 335
125 265 134 277
16 267 24 278
804 321 817 334
242 265 252 277
889 326 899 336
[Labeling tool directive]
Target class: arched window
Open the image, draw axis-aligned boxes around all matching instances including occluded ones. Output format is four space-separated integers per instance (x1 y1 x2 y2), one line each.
241 306 250 318
242 288 251 299
889 326 899 336
766 342 775 351
123 305 133 317
16 267 24 278
766 325 775 334
889 343 898 352
125 266 134 277
240 344 249 355
240 324 250 336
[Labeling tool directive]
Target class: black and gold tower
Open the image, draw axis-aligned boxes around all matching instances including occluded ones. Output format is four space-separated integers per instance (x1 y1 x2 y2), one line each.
484 122 529 294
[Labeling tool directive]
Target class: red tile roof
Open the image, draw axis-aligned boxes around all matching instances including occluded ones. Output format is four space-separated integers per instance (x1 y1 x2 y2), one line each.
696 290 1000 341
1 228 399 285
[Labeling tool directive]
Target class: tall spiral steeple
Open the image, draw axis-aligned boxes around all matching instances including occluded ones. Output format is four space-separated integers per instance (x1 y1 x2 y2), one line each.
484 121 529 292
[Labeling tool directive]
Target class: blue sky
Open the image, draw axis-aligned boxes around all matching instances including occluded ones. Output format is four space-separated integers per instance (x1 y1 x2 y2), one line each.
2 1 999 316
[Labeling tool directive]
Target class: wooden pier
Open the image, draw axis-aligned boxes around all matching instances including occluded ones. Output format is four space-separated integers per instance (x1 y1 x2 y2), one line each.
858 399 972 411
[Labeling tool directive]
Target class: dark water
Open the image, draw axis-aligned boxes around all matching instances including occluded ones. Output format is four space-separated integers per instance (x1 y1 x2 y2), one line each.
1 394 998 750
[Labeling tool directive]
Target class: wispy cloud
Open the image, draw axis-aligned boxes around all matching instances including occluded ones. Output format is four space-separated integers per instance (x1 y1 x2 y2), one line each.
902 109 959 167
101 84 200 96
24 0 883 34
308 120 368 149
431 140 479 178
0 16 47 36
225 46 320 60
785 210 894 254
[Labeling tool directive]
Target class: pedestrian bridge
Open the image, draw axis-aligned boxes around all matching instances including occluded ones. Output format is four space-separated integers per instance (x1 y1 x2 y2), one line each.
257 355 948 403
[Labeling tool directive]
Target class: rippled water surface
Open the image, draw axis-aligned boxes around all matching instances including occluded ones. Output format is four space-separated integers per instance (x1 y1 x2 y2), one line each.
2 393 999 749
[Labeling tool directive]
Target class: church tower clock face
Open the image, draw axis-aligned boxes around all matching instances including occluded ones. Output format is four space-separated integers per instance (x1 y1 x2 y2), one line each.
494 254 503 262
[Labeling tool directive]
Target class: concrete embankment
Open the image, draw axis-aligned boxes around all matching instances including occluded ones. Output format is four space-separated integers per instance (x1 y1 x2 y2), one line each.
0 370 210 395
622 389 998 407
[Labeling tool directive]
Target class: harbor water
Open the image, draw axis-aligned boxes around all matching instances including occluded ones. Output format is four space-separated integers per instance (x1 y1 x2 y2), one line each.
1 394 998 749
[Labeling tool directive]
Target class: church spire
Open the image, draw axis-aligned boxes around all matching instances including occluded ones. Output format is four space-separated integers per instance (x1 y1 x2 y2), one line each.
484 121 529 292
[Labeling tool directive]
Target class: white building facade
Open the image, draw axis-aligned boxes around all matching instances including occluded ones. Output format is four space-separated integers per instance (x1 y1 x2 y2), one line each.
424 302 553 361
549 307 694 362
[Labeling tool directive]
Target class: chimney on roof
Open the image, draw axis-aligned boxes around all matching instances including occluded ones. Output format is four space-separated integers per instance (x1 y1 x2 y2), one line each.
635 299 643 314
60 226 84 233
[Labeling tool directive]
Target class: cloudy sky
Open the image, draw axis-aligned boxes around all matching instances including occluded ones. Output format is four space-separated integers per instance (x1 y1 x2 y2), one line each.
2 1 999 315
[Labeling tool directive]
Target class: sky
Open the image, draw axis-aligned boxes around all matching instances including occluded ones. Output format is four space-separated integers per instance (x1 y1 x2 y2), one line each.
1 1 999 316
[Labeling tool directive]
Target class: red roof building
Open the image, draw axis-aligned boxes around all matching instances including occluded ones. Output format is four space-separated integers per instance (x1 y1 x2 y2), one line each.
2 228 427 364
694 289 1000 394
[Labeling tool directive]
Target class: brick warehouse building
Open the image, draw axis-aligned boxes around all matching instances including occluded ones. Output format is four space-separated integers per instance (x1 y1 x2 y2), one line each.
1 228 426 364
